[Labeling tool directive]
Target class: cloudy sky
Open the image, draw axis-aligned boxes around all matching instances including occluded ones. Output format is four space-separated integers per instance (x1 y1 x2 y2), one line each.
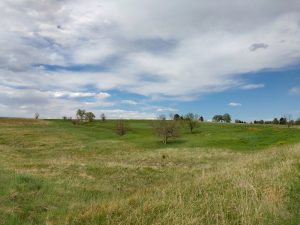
0 0 300 120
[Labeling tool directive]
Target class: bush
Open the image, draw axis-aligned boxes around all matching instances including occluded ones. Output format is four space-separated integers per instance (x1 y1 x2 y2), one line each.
184 113 199 133
153 116 180 144
115 120 128 136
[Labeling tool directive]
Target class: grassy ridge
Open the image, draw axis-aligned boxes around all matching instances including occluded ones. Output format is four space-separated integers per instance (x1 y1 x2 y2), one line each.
0 119 299 224
53 119 300 150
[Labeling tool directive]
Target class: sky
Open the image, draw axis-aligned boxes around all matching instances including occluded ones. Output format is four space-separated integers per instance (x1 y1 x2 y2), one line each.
0 0 299 121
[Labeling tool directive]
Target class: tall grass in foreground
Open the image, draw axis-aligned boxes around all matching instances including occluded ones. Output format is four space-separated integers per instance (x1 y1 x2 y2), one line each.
2 145 298 225
65 145 299 225
0 119 299 224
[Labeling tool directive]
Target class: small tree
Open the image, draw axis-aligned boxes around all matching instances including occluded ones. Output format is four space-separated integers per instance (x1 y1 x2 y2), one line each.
273 118 279 124
235 119 244 123
115 120 128 136
85 112 95 122
279 117 287 125
72 118 80 125
284 114 293 128
100 113 106 122
76 109 86 121
34 112 39 119
222 113 231 123
212 114 223 122
184 113 199 133
153 115 180 144
173 114 181 120
199 116 204 122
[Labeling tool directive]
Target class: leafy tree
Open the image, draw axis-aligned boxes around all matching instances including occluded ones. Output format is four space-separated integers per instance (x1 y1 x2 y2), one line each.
199 116 204 122
273 118 279 124
212 115 223 122
279 117 287 125
153 115 180 144
222 113 231 123
173 114 181 120
235 119 246 123
85 112 95 122
76 109 86 121
295 118 300 125
184 113 199 133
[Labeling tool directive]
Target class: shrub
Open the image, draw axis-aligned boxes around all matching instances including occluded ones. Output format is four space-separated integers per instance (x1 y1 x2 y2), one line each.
153 115 180 144
115 120 128 136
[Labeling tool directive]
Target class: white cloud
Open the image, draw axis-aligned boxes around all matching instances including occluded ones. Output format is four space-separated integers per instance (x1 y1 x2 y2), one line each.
121 100 138 105
96 92 111 99
289 87 300 95
0 0 300 117
98 109 156 119
240 84 265 90
0 85 114 118
156 107 177 112
229 102 242 107
49 91 110 99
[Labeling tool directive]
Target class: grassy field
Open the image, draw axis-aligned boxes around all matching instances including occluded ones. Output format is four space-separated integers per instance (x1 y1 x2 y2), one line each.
0 118 299 225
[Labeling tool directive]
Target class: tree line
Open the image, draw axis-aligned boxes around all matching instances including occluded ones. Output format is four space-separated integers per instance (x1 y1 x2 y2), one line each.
57 109 300 145
252 116 300 127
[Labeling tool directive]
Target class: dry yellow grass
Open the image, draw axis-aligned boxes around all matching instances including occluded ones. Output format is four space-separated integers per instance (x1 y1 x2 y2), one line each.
0 120 299 225
40 145 299 225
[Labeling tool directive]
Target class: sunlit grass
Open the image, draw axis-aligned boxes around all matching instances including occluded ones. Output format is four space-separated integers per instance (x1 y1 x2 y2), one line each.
0 119 299 224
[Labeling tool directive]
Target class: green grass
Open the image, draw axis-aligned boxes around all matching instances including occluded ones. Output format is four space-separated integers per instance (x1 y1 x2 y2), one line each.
49 119 300 150
0 118 299 224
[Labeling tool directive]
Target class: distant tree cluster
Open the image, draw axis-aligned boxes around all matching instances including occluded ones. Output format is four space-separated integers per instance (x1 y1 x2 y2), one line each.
71 109 96 124
212 113 231 123
172 113 205 133
235 119 246 124
253 120 265 124
173 113 204 122
61 108 299 145
62 116 72 120
253 115 297 128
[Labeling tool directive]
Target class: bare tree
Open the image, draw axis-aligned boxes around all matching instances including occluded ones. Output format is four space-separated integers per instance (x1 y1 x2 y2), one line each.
295 118 300 125
76 109 86 121
184 113 199 133
153 115 180 144
34 112 39 119
100 113 106 122
115 120 128 136
284 114 293 128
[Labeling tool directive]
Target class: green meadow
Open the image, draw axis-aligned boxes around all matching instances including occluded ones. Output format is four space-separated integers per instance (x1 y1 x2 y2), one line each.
0 118 299 225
